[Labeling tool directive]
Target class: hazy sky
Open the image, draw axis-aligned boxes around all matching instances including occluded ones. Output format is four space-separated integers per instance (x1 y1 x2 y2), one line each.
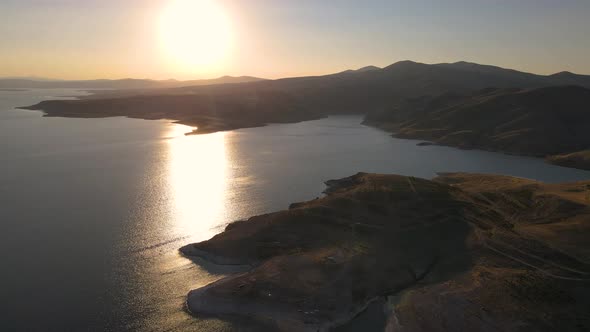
1 0 590 80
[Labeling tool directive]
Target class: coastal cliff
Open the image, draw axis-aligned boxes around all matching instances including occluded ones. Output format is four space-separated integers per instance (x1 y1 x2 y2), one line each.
181 172 590 331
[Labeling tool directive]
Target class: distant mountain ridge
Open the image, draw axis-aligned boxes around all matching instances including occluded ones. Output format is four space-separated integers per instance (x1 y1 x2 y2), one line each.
0 75 265 89
237 60 590 115
5 61 590 93
0 76 64 81
337 65 381 75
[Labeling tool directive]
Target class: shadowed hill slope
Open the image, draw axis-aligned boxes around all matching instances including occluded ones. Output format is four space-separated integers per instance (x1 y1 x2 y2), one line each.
365 85 590 164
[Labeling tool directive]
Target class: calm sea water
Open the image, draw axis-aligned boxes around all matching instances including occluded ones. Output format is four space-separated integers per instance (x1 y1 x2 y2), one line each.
1 89 589 331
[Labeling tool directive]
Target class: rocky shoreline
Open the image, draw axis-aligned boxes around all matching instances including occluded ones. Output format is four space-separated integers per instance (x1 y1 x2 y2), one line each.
366 118 590 172
547 150 590 171
363 86 590 171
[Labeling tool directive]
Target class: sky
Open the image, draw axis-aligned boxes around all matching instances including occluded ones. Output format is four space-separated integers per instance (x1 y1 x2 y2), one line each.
1 0 590 80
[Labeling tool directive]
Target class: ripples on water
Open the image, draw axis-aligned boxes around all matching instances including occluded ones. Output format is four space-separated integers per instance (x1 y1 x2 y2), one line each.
1 89 589 331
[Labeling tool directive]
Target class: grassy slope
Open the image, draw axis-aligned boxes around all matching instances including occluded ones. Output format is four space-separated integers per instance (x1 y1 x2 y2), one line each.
181 172 590 331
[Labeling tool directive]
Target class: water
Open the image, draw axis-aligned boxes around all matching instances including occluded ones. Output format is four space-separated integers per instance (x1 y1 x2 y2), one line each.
1 89 589 331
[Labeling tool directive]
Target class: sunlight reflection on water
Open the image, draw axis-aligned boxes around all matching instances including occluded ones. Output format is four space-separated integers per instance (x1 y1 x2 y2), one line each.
130 124 238 332
166 125 231 244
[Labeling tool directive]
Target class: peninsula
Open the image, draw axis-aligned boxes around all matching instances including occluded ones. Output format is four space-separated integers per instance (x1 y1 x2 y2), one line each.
181 172 590 331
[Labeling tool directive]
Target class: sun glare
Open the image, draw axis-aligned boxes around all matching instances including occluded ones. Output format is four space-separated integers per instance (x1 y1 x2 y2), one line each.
166 124 230 243
159 0 232 71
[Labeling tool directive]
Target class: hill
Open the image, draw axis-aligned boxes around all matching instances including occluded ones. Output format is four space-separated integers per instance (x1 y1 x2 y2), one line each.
364 85 590 167
181 172 590 331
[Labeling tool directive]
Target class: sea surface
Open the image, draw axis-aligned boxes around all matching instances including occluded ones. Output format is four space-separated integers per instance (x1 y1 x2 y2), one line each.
1 89 589 331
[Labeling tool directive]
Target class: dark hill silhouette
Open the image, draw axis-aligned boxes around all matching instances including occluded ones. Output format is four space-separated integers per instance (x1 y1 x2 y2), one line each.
239 60 590 114
365 85 590 163
52 60 590 113
337 65 381 75
355 65 381 72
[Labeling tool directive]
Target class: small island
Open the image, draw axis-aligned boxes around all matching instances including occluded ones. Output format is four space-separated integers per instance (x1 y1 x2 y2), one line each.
181 172 590 331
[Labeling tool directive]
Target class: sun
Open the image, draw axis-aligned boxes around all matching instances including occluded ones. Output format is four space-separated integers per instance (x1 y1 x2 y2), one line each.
159 0 232 71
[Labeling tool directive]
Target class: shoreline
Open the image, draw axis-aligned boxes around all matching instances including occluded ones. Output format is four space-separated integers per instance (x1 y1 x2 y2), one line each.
17 97 328 136
363 119 590 172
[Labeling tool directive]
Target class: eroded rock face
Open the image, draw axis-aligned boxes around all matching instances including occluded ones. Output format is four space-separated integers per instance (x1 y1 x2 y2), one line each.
181 173 590 331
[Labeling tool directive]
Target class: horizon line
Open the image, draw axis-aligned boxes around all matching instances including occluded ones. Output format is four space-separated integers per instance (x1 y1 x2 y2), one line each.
1 59 588 82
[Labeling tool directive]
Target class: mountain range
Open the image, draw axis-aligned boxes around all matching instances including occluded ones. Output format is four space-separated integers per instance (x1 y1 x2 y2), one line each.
19 60 590 169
